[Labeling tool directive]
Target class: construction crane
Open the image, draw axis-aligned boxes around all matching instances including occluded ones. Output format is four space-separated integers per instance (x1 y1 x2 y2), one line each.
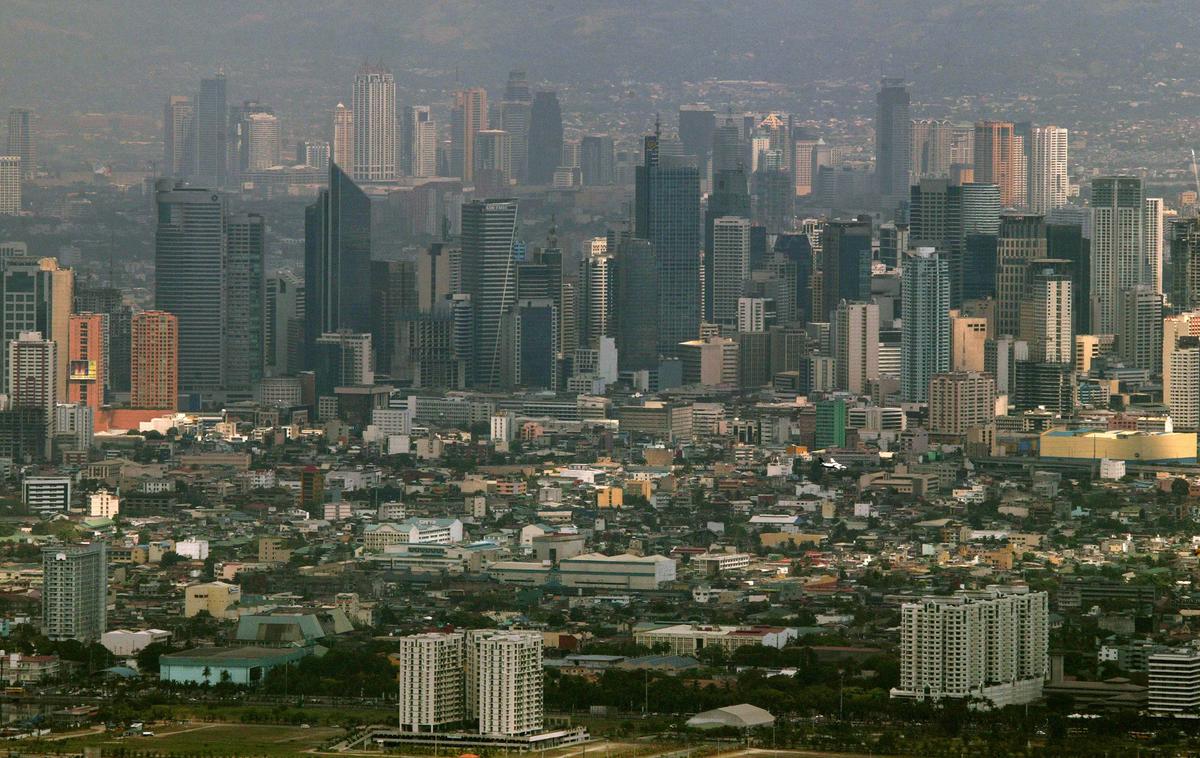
1191 148 1200 197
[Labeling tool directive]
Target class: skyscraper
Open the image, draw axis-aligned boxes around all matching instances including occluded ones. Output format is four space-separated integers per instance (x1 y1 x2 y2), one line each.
43 543 107 642
636 134 702 357
711 216 751 328
875 78 911 196
332 102 354 170
821 218 873 319
155 179 226 395
928 371 996 437
1 257 71 399
974 121 1021 207
580 135 615 186
901 248 950 402
1046 222 1091 334
305 164 372 362
397 633 466 733
614 237 658 371
351 64 397 181
1020 259 1073 363
0 156 20 215
1146 196 1165 295
500 71 533 183
162 96 195 177
704 168 750 322
460 199 518 389
131 311 178 410
8 332 56 458
243 112 281 171
834 300 880 395
402 105 436 178
582 248 615 349
225 213 266 395
527 91 563 185
451 88 488 183
1029 126 1068 214
1117 285 1163 372
6 108 36 180
473 129 512 189
995 213 1047 336
679 106 716 181
265 271 304 376
195 73 227 187
67 314 105 411
1170 218 1200 313
1091 176 1145 334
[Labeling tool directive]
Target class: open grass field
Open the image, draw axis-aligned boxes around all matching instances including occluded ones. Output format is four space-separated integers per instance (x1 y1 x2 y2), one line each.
13 721 342 756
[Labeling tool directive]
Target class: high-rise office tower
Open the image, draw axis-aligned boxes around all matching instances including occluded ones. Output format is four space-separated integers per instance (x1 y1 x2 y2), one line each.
901 248 950 402
995 213 1048 336
332 102 353 170
910 119 955 180
75 287 130 394
527 91 562 185
42 543 107 642
370 260 417 376
304 163 372 363
711 216 751 328
195 73 227 187
1091 176 1145 334
1046 222 1091 335
9 331 56 458
402 105 437 179
1146 196 1164 295
352 64 396 181
580 135 615 186
225 213 266 395
0 157 20 215
500 71 532 183
313 331 373 394
243 112 280 171
303 141 331 170
501 297 557 390
875 78 911 197
154 179 225 395
928 371 997 436
614 237 658 371
6 108 36 180
679 106 716 173
879 222 909 269
635 134 702 357
67 314 105 411
774 233 814 327
265 271 304 376
1029 126 1068 214
1117 285 1163 372
451 87 488 183
1 257 71 399
950 311 988 372
1171 218 1200 313
460 199 518 388
737 297 776 333
974 121 1022 207
163 96 195 177
418 243 453 313
711 120 743 175
892 588 1048 707
704 168 750 321
833 300 879 395
821 218 872 320
1020 259 1073 363
909 179 1001 308
582 250 615 349
473 129 512 189
131 311 178 410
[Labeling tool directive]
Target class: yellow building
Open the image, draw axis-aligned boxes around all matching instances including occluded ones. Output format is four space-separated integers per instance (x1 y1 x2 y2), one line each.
1039 428 1198 463
597 486 624 508
184 581 242 619
259 537 292 564
623 479 652 500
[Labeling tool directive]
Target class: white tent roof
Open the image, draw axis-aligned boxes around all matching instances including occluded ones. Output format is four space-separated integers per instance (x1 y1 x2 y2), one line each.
686 703 775 729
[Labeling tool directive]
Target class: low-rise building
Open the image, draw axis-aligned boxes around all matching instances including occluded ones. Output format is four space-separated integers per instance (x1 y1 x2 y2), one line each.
558 553 676 591
633 623 799 656
184 581 242 619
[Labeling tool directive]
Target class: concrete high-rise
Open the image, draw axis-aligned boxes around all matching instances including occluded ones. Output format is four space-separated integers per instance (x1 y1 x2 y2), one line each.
892 587 1048 708
43 543 107 642
995 213 1047 337
304 163 372 363
614 237 658 372
154 179 226 395
499 71 532 183
704 168 750 322
67 314 105 411
451 88 488 183
527 92 563 185
1146 196 1165 295
460 199 519 389
580 135 615 186
1117 284 1163 372
265 272 304 376
974 121 1022 207
195 73 227 187
711 216 751 328
636 134 701 357
131 311 178 410
875 78 910 196
332 103 353 170
834 300 879 395
244 112 281 171
6 108 36 180
928 371 996 436
901 248 950 402
821 218 872 320
473 129 512 188
225 213 266 395
9 332 56 457
162 96 194 177
1028 126 1068 214
1164 313 1200 431
582 249 615 349
950 310 988 372
1091 176 1145 334
1020 259 1073 364
402 106 436 179
1 257 71 399
351 64 397 181
397 632 466 733
0 156 20 215
1171 218 1200 313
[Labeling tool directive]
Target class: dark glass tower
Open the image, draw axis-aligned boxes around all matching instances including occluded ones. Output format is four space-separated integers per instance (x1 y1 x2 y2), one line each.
304 163 372 366
196 73 227 187
461 199 519 389
821 218 872 319
704 168 750 321
635 134 701 357
875 77 910 197
225 213 266 395
527 92 563 185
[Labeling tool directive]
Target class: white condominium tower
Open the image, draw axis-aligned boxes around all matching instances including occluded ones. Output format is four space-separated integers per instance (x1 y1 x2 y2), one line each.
397 633 465 733
1090 176 1144 334
351 64 396 181
1029 125 1068 214
891 586 1048 709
